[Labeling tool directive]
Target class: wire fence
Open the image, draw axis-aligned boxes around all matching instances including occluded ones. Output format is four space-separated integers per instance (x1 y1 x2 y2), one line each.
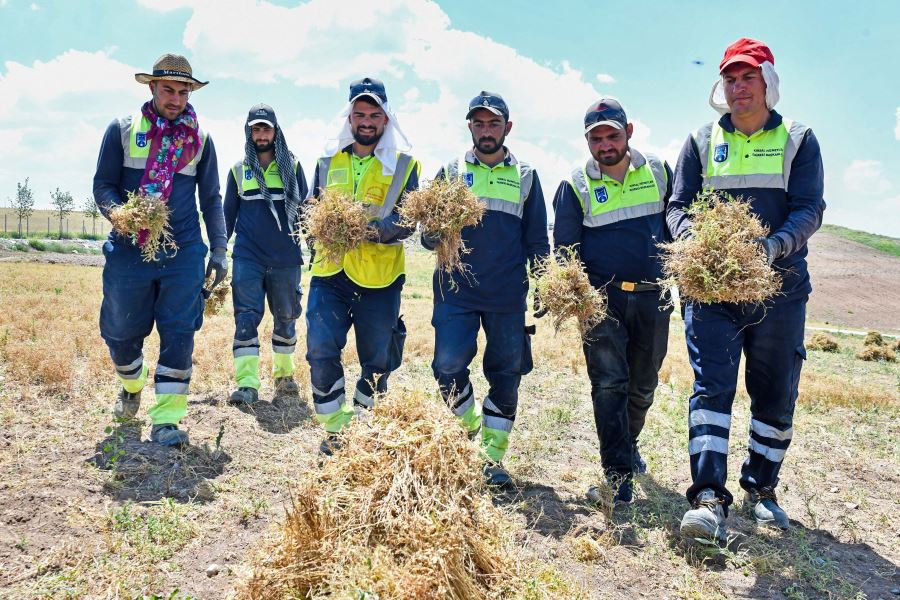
0 213 112 240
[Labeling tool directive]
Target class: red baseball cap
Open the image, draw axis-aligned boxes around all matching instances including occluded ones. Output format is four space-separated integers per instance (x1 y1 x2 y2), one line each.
719 38 775 73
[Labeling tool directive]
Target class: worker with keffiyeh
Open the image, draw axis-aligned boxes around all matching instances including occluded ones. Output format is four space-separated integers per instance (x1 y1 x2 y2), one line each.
306 77 421 455
224 103 309 406
93 53 227 447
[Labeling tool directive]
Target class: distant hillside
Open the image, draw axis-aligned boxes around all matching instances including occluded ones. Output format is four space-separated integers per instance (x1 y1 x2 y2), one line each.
821 224 900 257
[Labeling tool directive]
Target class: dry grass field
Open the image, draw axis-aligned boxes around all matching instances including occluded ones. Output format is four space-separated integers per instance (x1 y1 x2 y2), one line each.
0 247 897 599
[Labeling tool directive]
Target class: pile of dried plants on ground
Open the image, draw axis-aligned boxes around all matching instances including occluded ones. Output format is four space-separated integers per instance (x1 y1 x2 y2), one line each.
203 274 231 316
807 332 839 352
659 190 781 304
108 190 176 262
238 390 576 600
400 177 485 277
857 330 897 362
300 188 374 266
533 248 607 336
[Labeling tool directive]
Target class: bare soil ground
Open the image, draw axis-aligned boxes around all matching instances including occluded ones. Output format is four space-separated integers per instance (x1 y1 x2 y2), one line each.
0 249 897 599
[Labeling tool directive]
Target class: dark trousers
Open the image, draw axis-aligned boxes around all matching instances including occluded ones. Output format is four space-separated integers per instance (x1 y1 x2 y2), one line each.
684 297 807 509
583 287 672 477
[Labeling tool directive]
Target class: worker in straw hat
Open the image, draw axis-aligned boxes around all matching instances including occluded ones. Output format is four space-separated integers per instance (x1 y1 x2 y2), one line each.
424 91 549 489
225 104 308 407
306 77 421 455
553 98 674 507
93 53 227 447
668 38 825 541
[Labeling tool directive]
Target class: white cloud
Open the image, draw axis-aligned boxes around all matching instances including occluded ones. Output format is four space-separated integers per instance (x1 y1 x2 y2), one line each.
595 73 616 84
29 2 39 9
842 160 892 196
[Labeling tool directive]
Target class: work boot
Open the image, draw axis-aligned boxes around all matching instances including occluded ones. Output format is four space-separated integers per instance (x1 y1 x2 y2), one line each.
680 488 727 543
274 376 299 395
113 388 141 420
745 487 790 529
229 387 259 406
319 433 342 457
632 439 648 475
150 424 189 448
482 462 513 489
467 424 481 441
587 474 633 507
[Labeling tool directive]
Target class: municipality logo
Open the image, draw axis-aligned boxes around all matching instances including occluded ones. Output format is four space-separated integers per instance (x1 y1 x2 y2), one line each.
463 172 474 187
135 132 147 148
594 185 609 204
244 169 253 180
713 143 729 163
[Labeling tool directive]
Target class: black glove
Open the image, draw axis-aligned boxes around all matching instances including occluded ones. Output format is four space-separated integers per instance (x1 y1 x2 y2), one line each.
421 231 441 250
205 247 228 288
754 236 784 267
533 290 548 319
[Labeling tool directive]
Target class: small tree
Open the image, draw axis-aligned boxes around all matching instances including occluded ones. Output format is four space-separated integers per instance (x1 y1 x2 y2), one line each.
13 178 35 239
82 196 101 236
51 188 74 239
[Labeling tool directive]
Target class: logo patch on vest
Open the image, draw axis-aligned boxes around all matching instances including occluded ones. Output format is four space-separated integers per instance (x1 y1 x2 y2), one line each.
593 185 609 204
135 132 147 148
713 143 729 163
462 172 474 187
244 169 253 180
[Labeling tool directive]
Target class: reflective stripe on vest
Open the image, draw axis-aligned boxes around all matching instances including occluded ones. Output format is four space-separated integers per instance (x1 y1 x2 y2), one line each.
311 151 416 287
693 118 808 191
231 159 295 201
445 153 534 220
569 153 667 228
119 114 207 177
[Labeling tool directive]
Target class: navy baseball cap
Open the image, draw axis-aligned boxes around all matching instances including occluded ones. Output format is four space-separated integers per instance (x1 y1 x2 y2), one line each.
584 98 627 132
348 77 387 106
246 103 277 127
466 91 509 120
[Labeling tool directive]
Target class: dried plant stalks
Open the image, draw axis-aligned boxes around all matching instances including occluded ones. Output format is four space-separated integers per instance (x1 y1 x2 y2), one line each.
237 390 574 600
807 332 839 352
533 248 607 336
203 274 230 316
399 177 485 276
659 190 781 304
300 188 374 266
856 345 896 362
108 190 176 262
863 330 884 347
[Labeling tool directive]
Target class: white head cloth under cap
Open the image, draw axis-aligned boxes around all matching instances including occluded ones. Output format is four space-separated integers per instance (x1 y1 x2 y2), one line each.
708 61 780 116
322 100 412 176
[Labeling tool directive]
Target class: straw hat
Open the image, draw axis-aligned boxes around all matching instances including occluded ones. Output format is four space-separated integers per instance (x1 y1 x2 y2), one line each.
134 53 208 89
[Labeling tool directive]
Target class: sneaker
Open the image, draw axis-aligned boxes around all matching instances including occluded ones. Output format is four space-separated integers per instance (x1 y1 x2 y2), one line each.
319 433 342 457
229 387 259 405
587 475 633 507
680 488 727 542
632 439 647 475
482 462 513 489
150 424 189 448
113 388 141 420
745 487 790 529
274 377 299 395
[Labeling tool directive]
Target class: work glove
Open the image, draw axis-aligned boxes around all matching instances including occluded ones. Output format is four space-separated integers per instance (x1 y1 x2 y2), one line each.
533 290 548 319
754 236 784 267
205 247 228 289
421 231 441 250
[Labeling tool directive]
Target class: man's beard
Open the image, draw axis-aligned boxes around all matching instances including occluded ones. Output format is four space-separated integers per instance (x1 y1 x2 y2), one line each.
594 144 629 166
353 127 382 146
474 134 505 154
255 140 274 153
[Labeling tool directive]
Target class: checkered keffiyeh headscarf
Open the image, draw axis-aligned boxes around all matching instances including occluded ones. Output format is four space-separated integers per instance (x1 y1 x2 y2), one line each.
243 124 301 232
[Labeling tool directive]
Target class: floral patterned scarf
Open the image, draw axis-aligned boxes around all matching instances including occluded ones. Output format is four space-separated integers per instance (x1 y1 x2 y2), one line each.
136 100 201 245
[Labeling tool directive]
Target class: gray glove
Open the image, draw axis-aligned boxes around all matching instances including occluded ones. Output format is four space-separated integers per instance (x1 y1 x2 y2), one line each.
754 236 784 267
421 231 441 250
205 247 228 288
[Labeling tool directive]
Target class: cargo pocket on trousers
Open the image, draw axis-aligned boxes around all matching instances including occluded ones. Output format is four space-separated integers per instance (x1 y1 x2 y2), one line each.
521 324 536 375
789 344 806 410
292 282 304 320
387 315 407 372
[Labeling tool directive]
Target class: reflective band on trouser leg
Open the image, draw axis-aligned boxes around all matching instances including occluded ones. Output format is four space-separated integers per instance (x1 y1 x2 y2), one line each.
312 377 353 433
748 418 793 463
233 337 261 390
271 332 296 378
149 380 189 425
446 382 481 434
481 396 513 462
115 355 148 394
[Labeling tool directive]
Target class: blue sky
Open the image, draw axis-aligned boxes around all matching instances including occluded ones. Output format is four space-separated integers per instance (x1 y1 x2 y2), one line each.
1 0 898 235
